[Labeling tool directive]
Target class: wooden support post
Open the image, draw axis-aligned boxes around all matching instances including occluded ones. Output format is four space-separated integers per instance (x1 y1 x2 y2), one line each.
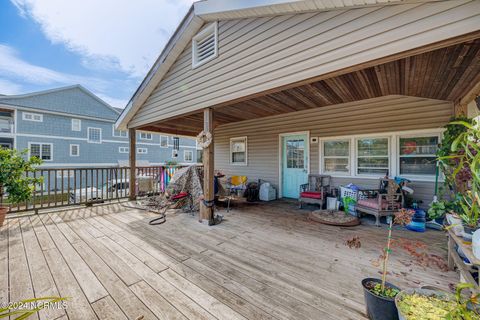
200 108 214 224
129 128 136 201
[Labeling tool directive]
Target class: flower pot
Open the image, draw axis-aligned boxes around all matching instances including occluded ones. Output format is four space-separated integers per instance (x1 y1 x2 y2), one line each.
0 206 7 227
395 288 454 320
362 278 400 320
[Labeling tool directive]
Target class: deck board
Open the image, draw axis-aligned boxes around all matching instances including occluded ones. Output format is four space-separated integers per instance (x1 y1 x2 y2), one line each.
1 200 459 320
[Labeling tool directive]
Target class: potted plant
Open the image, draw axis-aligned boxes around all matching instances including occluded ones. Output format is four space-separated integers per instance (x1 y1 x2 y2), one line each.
0 149 42 226
362 208 415 320
395 283 479 319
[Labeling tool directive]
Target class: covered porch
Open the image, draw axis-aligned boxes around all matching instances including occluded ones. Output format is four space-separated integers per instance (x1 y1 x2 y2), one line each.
1 201 457 320
126 35 480 223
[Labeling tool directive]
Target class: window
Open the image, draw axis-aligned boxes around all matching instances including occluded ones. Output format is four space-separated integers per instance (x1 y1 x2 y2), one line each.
119 147 129 153
286 138 305 169
22 112 43 122
173 137 179 150
172 149 178 158
192 22 218 68
88 127 102 143
112 125 127 137
160 135 168 147
399 135 439 175
137 148 148 154
140 132 152 140
197 149 203 163
356 137 389 175
184 150 193 162
70 144 79 157
230 137 247 165
323 140 350 174
71 118 81 131
29 143 52 161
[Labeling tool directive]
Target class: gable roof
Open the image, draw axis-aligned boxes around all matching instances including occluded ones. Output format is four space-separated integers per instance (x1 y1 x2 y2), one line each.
0 85 120 120
115 0 443 130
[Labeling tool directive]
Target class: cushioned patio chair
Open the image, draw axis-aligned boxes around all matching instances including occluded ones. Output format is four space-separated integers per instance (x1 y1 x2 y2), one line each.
299 174 331 209
356 178 404 226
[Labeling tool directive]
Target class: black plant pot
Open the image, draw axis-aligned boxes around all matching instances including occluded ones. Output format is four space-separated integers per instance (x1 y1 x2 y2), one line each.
362 278 400 320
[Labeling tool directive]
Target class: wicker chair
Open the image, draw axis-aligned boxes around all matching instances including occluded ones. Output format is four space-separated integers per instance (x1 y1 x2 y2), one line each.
356 178 404 226
298 174 331 209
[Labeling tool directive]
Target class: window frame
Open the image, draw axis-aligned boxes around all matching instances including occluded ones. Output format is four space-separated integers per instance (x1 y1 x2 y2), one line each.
137 147 148 154
119 146 129 153
230 136 248 166
321 138 351 176
112 125 128 138
172 149 178 158
396 133 441 179
160 135 168 148
28 142 53 161
71 118 81 131
69 144 80 157
87 127 102 144
139 132 152 140
192 22 218 69
355 136 390 177
22 112 43 122
184 150 193 162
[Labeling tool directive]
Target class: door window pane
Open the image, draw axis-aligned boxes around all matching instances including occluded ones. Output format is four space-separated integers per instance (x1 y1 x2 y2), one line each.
357 138 389 175
286 139 304 169
399 136 438 175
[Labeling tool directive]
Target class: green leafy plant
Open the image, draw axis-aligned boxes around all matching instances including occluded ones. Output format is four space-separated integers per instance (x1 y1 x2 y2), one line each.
370 283 399 298
164 160 178 166
428 201 448 220
458 191 480 229
448 282 480 319
0 149 43 206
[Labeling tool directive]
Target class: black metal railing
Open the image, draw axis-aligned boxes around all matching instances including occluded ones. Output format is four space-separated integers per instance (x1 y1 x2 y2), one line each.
1 165 182 214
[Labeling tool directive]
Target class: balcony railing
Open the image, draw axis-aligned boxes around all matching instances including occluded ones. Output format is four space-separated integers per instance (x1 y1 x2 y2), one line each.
1 165 183 214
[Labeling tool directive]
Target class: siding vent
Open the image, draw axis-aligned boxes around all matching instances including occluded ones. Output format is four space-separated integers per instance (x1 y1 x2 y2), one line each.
192 22 218 68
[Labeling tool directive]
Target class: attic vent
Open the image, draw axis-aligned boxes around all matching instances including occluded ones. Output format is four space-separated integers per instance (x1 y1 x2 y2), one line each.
192 22 218 68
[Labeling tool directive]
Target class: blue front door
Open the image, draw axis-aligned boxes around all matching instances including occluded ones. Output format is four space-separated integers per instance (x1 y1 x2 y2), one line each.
282 134 308 198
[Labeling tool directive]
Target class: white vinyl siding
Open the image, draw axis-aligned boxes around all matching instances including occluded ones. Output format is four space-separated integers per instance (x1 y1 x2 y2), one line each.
22 112 43 122
119 147 129 153
71 119 81 131
29 142 52 161
130 0 478 127
137 148 148 154
192 22 218 68
184 150 193 162
70 144 80 157
87 127 102 143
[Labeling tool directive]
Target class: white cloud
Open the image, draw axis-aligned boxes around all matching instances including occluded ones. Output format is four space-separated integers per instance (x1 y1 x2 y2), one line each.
11 0 195 77
0 78 23 95
96 93 127 109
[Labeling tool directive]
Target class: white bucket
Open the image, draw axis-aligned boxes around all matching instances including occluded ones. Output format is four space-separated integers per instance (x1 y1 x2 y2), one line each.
327 197 338 210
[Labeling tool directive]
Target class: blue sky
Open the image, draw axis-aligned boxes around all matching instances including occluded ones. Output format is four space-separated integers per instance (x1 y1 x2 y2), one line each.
0 0 194 108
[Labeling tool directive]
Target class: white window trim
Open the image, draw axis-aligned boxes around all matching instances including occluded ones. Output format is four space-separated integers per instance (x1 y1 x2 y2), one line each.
184 150 193 162
119 146 129 153
112 124 128 138
22 112 43 122
137 147 148 154
320 138 351 176
318 128 444 182
396 132 442 180
71 118 81 131
28 142 53 162
87 127 102 144
69 144 80 157
172 149 178 158
192 22 218 69
160 135 168 148
139 132 153 140
230 136 248 166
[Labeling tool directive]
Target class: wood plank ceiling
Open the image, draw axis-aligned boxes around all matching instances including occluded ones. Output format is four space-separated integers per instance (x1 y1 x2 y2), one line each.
139 38 480 136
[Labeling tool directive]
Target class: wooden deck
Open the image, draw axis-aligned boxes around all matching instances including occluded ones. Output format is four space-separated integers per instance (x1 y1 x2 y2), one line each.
1 201 458 320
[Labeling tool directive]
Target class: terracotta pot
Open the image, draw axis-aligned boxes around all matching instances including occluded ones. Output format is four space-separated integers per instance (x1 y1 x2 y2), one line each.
0 206 7 227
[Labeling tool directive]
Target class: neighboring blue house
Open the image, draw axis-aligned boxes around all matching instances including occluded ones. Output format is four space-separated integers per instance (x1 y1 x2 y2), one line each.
0 85 198 167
